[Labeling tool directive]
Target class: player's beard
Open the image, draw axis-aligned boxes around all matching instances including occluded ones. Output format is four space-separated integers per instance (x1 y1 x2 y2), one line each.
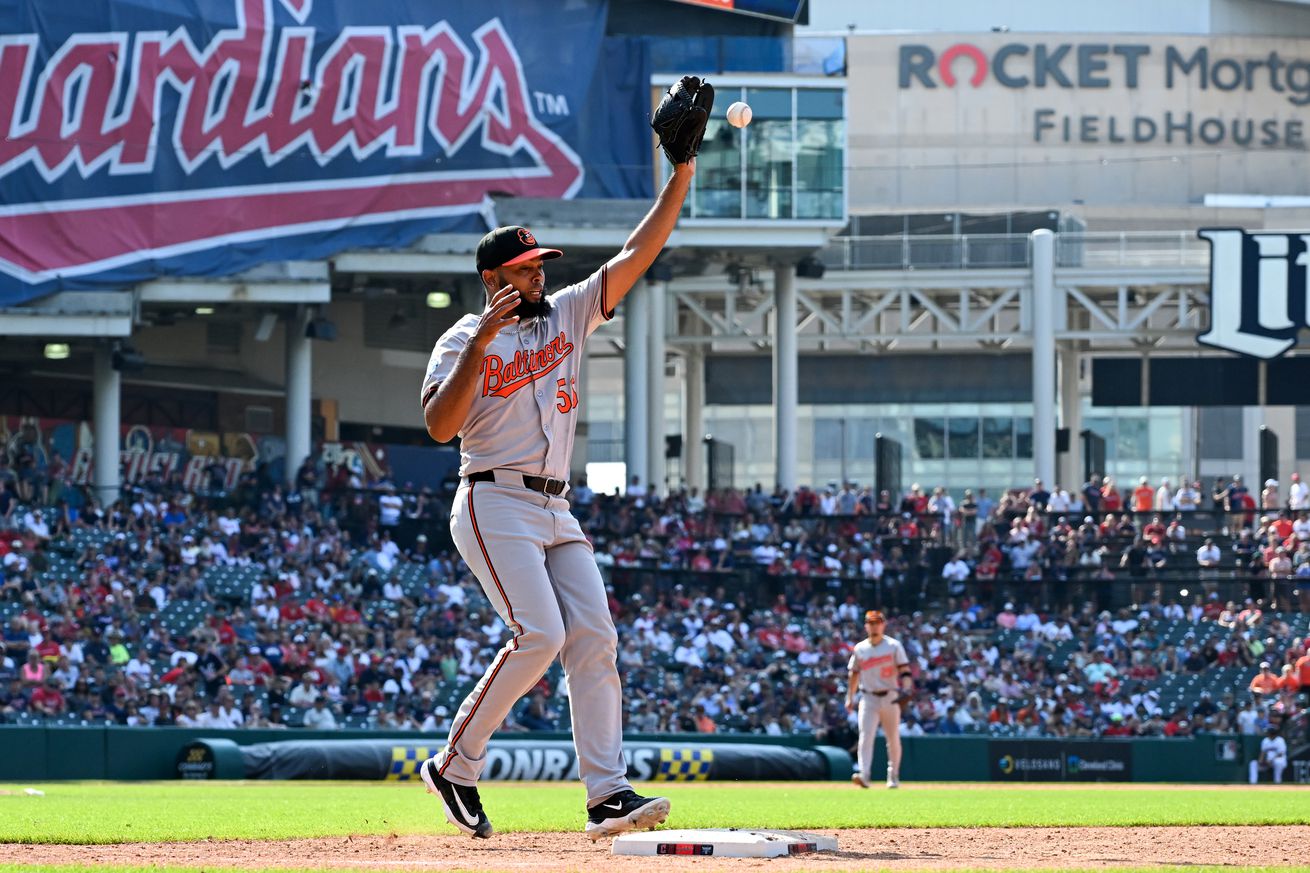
514 292 552 320
489 271 552 320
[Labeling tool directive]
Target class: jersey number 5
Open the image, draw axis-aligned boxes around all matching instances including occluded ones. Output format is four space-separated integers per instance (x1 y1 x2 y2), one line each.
555 376 579 413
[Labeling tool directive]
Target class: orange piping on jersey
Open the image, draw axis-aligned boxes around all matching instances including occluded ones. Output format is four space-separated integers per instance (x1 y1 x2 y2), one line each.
601 266 615 320
440 481 523 774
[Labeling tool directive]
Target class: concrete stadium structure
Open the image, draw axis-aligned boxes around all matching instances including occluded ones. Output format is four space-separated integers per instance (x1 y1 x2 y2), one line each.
4 0 1310 500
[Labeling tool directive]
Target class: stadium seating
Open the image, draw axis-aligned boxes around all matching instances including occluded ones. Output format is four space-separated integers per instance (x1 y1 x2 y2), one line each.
1 464 1306 745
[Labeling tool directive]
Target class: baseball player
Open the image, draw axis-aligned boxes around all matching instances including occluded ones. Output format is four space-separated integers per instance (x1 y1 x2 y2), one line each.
846 610 912 789
416 156 697 837
1249 724 1288 783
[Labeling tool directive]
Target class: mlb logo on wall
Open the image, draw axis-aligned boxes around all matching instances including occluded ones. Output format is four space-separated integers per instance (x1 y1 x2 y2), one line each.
0 0 600 301
1197 228 1310 359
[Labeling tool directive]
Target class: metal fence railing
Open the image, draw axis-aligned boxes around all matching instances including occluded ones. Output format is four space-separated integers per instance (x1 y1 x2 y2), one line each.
818 232 1213 272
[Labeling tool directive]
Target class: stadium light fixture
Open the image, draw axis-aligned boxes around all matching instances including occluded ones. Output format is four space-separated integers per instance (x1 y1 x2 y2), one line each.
43 343 70 360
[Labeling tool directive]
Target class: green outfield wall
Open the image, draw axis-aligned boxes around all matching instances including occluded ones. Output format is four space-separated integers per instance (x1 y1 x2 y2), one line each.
0 727 1266 783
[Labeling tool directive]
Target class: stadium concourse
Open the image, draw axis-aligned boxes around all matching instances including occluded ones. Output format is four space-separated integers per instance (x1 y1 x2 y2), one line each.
1 458 1308 750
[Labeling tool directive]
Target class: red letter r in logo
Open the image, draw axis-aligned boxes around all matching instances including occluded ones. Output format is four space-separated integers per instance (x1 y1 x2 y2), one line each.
939 43 988 87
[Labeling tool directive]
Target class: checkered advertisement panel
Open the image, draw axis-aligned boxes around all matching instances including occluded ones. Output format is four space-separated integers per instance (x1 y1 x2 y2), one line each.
655 748 713 781
387 746 436 781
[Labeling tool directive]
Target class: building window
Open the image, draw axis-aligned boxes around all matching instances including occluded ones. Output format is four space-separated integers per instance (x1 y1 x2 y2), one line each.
693 121 742 219
915 417 946 459
948 417 980 459
1116 418 1149 461
1201 407 1244 459
848 417 879 460
1298 408 1310 460
682 85 844 221
796 89 843 220
744 88 793 220
1015 417 1033 459
982 417 1013 459
814 418 843 460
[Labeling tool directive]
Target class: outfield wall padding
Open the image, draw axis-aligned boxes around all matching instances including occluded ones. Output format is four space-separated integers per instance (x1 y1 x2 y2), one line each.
868 735 1254 783
0 727 1265 782
237 738 842 782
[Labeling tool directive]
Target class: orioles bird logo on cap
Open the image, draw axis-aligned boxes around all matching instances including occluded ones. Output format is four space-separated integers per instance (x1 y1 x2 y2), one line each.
517 228 537 246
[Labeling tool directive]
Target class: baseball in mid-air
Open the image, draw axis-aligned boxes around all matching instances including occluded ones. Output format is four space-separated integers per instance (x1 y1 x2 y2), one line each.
726 101 753 128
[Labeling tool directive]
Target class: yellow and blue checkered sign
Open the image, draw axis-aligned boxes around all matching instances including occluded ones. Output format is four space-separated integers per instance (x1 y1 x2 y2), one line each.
654 747 713 781
386 746 436 781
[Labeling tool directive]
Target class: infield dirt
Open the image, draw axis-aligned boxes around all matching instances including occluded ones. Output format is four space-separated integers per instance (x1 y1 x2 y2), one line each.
9 826 1310 871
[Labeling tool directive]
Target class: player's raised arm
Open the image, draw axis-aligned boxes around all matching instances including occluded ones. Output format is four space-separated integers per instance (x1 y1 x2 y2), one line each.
602 75 714 314
602 161 694 314
423 284 521 443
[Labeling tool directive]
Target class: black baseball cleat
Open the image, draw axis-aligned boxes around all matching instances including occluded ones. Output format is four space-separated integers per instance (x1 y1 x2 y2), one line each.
420 759 493 839
584 789 671 841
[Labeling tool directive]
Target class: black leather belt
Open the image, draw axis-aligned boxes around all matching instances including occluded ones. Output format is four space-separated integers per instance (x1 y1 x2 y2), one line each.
467 469 567 496
863 690 891 697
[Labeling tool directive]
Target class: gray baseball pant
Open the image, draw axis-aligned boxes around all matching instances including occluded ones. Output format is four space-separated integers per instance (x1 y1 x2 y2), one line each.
432 479 628 804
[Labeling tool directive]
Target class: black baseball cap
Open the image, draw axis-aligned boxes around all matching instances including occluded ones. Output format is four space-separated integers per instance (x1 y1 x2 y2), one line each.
475 226 563 272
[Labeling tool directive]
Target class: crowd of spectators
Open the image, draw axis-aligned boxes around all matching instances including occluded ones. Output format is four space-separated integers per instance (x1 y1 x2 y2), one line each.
576 473 1310 617
1 446 1308 754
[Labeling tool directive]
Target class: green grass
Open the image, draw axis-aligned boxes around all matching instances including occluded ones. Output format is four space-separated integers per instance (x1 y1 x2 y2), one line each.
0 781 1307 844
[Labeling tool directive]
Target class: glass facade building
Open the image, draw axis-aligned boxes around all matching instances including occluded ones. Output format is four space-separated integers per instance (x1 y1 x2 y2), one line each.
583 356 1190 498
676 85 844 222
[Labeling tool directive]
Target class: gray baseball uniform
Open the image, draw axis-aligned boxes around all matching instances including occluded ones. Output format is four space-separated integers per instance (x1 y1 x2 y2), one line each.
419 266 628 803
848 635 909 786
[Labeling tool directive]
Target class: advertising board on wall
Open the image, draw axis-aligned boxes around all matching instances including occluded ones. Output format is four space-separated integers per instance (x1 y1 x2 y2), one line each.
0 0 651 302
235 738 841 781
989 740 1133 782
847 34 1310 208
0 414 459 496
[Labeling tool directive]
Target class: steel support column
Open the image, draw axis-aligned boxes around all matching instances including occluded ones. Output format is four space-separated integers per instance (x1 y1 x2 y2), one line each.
1059 343 1082 491
1031 230 1057 489
285 308 313 488
623 285 649 492
774 265 798 491
685 343 705 493
646 279 667 495
92 344 122 506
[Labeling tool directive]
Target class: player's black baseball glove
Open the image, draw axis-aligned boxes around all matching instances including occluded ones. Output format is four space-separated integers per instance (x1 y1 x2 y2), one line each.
895 691 913 714
651 76 715 165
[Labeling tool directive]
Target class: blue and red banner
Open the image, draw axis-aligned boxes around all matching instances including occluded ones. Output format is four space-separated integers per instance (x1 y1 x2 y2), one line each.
0 0 651 303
